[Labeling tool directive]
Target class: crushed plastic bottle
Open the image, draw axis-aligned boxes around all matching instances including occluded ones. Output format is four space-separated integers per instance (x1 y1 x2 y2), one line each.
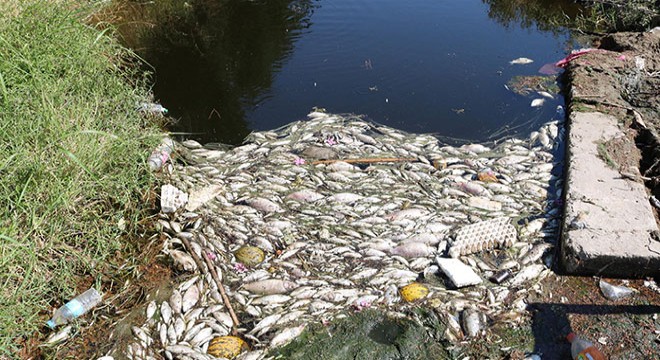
148 137 175 171
46 288 102 329
567 332 606 360
137 102 168 115
599 279 635 300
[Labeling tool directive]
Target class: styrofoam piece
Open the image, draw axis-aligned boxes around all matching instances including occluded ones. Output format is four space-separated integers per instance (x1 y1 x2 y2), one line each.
161 184 188 214
436 257 483 288
449 217 516 258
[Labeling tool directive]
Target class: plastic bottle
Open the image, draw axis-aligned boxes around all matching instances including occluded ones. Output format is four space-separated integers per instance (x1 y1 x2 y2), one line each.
138 102 168 115
566 332 606 360
148 137 175 171
46 288 102 329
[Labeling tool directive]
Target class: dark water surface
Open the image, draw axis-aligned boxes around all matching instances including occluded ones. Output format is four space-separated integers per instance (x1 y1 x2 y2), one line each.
115 0 583 145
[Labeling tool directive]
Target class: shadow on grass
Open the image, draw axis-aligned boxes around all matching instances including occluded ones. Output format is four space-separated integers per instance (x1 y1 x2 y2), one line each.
526 302 660 359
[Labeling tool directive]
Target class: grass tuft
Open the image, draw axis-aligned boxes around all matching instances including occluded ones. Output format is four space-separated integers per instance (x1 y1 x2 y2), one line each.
0 0 161 357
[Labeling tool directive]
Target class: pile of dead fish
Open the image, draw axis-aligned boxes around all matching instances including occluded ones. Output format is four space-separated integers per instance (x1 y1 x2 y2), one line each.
107 111 566 360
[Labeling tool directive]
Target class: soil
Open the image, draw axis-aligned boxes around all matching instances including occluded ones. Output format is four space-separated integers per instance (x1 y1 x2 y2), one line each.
32 232 175 360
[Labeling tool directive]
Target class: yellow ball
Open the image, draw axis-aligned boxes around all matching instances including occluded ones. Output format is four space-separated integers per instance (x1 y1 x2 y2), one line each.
234 246 265 267
207 336 249 359
399 282 429 302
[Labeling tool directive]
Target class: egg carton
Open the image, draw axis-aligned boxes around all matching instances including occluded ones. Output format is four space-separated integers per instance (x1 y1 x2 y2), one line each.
448 217 516 258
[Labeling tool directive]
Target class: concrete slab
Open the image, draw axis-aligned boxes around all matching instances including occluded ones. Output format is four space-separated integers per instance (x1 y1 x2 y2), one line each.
561 112 660 277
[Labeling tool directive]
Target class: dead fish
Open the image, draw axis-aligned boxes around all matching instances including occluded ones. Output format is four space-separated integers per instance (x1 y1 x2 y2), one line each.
242 279 298 295
160 301 172 324
146 301 157 319
328 193 364 204
181 285 200 314
186 184 223 211
287 189 325 202
245 197 283 213
270 325 306 347
460 144 490 153
169 290 183 314
459 182 487 196
520 243 554 265
538 91 554 99
509 264 545 287
531 98 545 107
302 146 337 159
326 161 357 172
249 313 282 335
390 242 433 259
384 207 428 221
509 57 534 65
461 308 483 337
169 250 197 272
251 294 292 305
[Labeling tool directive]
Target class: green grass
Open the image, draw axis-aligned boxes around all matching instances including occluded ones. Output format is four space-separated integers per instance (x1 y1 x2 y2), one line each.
0 1 161 357
597 142 618 169
574 0 659 32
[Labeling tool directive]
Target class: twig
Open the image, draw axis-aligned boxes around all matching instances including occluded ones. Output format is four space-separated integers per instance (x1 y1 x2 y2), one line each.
202 252 241 336
311 157 417 165
576 97 647 128
179 236 240 336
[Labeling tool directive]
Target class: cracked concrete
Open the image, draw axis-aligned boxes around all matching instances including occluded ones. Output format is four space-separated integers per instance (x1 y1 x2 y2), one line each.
561 111 660 277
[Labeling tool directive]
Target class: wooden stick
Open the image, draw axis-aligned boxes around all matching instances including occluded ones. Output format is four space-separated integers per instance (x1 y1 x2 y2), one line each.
311 157 417 165
179 236 240 336
202 252 240 336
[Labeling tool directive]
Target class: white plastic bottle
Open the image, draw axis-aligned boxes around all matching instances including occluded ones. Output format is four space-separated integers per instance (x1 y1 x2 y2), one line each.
46 288 102 328
138 102 168 115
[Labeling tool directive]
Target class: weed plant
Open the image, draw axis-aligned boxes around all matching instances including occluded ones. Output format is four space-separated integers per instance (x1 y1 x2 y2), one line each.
575 0 659 32
0 0 160 356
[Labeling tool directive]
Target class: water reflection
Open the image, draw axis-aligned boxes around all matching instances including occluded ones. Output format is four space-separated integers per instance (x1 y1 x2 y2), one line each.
106 0 584 146
482 0 583 33
111 0 316 145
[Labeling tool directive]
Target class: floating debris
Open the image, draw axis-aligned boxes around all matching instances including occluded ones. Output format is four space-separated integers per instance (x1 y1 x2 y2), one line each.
160 184 188 214
234 246 265 267
110 111 566 358
207 336 249 359
399 282 430 302
436 257 483 288
448 217 516 258
510 57 534 65
489 269 513 284
531 98 546 107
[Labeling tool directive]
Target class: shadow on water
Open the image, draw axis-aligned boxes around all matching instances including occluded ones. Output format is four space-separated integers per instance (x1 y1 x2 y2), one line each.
108 0 316 145
526 302 660 359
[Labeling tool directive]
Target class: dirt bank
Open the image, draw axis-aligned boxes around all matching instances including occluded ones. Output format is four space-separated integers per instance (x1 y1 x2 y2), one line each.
564 29 660 213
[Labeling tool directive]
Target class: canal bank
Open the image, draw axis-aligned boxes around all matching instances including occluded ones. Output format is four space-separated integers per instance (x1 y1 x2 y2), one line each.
16 1 660 359
560 29 660 277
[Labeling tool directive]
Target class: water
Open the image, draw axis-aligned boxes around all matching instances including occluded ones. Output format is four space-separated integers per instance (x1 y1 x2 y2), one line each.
114 0 583 145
